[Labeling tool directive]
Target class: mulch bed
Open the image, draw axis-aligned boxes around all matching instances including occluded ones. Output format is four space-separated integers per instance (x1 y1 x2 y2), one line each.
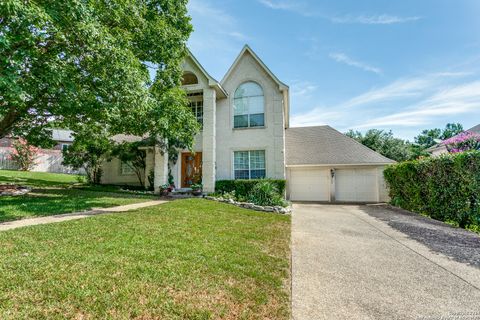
0 185 31 197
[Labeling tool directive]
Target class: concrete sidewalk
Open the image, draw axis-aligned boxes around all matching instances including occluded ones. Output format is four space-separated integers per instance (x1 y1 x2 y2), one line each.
0 200 167 232
292 204 480 320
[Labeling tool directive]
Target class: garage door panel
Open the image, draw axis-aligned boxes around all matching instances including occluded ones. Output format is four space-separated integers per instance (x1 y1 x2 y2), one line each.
335 168 378 202
289 168 330 202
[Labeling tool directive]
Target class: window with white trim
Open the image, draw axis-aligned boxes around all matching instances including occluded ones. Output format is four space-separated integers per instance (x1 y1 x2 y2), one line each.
233 82 265 128
234 150 266 179
189 100 203 127
121 161 135 175
188 92 203 128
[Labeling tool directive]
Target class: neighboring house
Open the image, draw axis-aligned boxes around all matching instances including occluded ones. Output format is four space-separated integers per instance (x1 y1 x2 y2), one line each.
102 45 394 202
427 124 480 156
0 129 77 173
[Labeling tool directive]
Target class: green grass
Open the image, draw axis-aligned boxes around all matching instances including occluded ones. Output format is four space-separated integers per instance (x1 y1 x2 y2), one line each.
0 170 155 223
0 170 81 187
0 199 291 319
0 189 153 223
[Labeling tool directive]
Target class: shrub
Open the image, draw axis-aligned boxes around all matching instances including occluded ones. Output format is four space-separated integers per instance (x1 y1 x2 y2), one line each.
384 151 480 229
9 139 39 171
215 179 286 199
443 131 480 153
248 181 288 207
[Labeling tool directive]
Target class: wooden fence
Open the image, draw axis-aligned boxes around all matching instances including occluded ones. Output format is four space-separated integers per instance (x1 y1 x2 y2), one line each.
0 148 81 174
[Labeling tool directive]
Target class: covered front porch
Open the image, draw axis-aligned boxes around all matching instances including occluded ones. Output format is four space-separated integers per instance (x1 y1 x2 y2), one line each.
144 147 216 194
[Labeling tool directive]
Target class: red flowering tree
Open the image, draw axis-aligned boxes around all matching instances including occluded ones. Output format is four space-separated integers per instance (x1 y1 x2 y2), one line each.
443 131 480 154
9 139 39 171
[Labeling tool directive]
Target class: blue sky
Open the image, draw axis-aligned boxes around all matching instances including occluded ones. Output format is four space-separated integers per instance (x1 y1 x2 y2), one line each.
187 0 480 140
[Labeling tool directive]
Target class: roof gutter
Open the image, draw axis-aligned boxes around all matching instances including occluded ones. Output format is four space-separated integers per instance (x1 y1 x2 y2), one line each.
286 163 395 168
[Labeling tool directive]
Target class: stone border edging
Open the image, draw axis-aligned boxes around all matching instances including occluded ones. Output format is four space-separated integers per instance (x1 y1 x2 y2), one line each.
204 196 292 214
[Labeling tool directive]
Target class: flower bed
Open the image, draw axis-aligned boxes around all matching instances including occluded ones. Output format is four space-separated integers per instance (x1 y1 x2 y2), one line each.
204 196 292 215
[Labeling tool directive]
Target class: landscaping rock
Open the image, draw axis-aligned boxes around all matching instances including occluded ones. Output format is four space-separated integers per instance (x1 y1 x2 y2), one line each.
204 195 291 215
0 185 31 197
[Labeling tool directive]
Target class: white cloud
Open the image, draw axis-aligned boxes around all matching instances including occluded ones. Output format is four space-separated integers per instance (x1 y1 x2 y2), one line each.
330 52 382 75
227 32 249 41
258 0 297 10
332 14 421 25
342 77 432 108
258 1 421 26
291 80 318 98
187 0 250 77
291 108 344 127
290 72 480 132
188 0 235 27
257 0 313 16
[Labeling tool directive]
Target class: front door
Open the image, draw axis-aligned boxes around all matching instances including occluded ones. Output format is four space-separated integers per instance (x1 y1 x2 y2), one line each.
181 152 202 188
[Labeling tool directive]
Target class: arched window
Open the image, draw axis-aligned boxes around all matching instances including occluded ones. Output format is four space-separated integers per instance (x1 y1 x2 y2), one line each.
233 82 265 128
182 72 198 85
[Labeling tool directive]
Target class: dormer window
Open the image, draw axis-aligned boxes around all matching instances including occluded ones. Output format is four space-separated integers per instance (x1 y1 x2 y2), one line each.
233 82 265 128
182 72 198 86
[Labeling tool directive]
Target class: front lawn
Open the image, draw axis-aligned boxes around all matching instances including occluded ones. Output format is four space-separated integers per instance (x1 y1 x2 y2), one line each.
0 170 81 187
0 170 155 223
0 189 153 223
0 199 291 319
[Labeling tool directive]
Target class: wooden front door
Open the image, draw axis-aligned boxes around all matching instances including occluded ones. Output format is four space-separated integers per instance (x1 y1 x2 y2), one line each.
181 152 202 188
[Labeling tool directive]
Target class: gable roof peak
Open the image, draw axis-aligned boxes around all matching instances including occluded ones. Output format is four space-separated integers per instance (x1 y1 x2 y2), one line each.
221 44 289 91
184 48 227 98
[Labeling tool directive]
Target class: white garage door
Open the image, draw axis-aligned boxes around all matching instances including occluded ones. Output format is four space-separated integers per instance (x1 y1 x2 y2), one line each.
335 168 378 202
289 168 330 201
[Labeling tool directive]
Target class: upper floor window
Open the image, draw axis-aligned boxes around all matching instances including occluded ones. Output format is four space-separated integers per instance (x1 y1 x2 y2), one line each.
189 100 203 128
188 92 203 128
182 72 198 86
233 82 265 128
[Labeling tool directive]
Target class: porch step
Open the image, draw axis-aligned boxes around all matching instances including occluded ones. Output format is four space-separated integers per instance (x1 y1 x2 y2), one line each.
171 188 193 195
168 188 203 199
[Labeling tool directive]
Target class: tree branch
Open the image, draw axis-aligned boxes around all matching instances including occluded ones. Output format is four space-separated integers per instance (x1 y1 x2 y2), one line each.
0 107 22 139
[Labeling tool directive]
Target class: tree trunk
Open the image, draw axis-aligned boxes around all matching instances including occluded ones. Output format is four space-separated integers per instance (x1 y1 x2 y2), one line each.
134 169 144 189
0 107 22 139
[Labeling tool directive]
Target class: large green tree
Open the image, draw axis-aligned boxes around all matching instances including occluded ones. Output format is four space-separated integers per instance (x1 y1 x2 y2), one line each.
346 129 413 162
0 0 198 150
62 127 113 184
414 123 464 148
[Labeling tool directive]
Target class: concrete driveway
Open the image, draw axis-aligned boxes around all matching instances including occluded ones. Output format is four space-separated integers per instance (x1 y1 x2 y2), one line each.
292 204 480 320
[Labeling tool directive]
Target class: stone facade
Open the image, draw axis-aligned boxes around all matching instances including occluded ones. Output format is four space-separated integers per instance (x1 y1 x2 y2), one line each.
101 46 289 194
166 46 288 194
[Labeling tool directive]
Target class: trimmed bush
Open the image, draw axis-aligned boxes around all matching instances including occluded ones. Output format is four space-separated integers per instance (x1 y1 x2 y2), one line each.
384 151 480 229
215 179 286 199
248 181 288 207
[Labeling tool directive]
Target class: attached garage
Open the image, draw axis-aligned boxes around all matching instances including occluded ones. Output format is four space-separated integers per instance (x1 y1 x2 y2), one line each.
335 168 379 202
289 167 330 202
285 126 395 203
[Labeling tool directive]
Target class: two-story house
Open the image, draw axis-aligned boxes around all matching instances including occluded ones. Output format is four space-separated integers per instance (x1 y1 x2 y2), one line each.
102 45 395 203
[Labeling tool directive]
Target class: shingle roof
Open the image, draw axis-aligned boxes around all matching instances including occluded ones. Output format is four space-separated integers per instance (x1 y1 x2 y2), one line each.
50 129 74 142
467 124 480 134
111 134 145 143
285 126 396 166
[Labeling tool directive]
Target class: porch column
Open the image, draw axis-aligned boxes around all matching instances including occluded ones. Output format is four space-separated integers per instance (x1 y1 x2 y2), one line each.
153 147 168 194
202 89 216 193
